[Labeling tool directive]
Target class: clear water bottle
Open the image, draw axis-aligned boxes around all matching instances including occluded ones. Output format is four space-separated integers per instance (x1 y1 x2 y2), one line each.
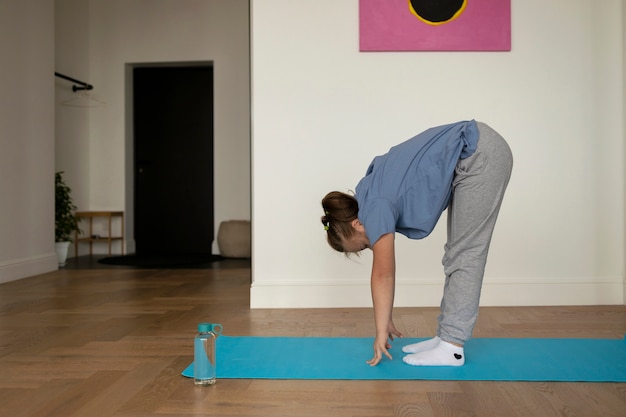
194 322 223 386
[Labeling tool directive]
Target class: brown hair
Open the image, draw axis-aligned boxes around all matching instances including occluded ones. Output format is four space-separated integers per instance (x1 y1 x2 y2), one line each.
321 191 359 253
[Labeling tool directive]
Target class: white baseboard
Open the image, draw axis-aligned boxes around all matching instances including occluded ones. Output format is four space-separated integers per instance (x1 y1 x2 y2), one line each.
0 253 59 284
250 277 625 308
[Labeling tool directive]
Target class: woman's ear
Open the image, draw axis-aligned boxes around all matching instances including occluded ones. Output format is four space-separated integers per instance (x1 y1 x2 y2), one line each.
351 218 364 231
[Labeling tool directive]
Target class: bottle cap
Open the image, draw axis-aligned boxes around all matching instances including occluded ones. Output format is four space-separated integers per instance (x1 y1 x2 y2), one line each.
198 323 211 332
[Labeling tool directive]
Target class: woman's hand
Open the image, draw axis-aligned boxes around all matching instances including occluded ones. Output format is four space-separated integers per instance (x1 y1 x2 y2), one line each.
366 321 403 366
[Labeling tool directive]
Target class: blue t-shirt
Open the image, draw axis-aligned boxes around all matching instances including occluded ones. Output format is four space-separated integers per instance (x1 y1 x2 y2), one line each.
354 120 479 246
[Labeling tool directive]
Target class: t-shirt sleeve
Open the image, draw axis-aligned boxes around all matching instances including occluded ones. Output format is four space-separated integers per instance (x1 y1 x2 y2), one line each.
359 198 398 247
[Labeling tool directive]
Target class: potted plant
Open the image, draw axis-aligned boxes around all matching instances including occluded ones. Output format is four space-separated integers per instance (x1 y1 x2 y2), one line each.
55 171 81 266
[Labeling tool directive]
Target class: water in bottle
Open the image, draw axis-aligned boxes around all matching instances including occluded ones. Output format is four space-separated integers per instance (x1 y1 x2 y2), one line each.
194 322 223 386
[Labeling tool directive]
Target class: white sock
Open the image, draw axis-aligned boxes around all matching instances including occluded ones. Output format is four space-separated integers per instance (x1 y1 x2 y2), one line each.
401 336 441 354
402 341 465 366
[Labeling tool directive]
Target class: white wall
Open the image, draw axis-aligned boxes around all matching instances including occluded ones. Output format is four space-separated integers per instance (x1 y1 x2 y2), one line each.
250 0 625 307
55 0 90 212
0 0 58 284
55 0 250 255
623 0 626 306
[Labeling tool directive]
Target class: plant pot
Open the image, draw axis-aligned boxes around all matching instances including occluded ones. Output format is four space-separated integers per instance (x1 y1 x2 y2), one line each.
55 241 71 267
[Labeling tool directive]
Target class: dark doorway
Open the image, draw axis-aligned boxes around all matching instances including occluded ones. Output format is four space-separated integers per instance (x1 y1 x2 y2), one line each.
133 65 214 255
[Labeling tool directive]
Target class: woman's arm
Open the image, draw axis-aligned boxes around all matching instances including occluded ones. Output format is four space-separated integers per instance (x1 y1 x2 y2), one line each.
366 233 402 366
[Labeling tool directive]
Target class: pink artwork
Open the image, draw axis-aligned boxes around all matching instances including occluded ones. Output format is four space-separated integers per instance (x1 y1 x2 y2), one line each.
359 0 511 52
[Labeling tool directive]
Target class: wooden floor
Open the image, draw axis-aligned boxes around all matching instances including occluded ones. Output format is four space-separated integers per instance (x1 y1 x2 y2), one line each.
1 257 625 417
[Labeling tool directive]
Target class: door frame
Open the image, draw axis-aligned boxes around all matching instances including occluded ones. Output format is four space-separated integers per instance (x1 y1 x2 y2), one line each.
124 61 213 255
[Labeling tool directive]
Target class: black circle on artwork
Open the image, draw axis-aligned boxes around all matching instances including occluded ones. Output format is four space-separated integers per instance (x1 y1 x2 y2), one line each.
409 0 466 23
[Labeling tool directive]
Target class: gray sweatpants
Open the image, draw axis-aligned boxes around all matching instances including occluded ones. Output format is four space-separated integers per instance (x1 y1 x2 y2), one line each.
437 122 513 345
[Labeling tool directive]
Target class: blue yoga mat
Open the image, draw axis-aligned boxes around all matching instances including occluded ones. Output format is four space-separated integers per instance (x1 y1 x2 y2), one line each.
182 335 626 382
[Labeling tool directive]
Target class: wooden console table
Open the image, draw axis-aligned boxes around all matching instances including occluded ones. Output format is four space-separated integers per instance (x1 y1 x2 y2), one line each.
74 211 124 257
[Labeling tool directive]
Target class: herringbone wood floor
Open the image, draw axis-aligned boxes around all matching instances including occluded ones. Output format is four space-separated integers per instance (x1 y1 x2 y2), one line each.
0 258 625 417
